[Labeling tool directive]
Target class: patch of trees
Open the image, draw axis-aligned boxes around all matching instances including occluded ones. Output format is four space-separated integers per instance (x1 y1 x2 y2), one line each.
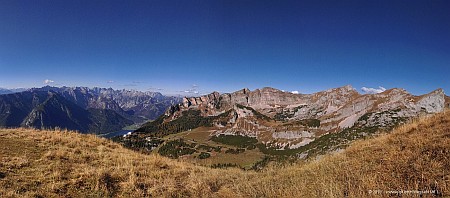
225 148 245 154
113 136 163 152
136 110 213 137
136 109 234 138
210 163 238 169
296 119 320 127
256 143 304 156
158 139 196 159
198 152 211 159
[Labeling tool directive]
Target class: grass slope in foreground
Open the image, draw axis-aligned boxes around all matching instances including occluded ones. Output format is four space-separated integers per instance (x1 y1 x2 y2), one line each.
1 111 449 197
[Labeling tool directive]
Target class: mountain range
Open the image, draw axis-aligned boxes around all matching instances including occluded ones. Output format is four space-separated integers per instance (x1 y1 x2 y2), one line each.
132 85 448 159
0 88 28 95
1 84 448 148
0 86 181 134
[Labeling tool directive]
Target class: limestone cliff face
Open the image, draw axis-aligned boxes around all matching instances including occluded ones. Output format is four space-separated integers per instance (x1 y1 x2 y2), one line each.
318 88 446 131
415 88 445 113
135 85 447 153
181 91 220 109
165 85 446 135
172 85 359 119
176 87 306 117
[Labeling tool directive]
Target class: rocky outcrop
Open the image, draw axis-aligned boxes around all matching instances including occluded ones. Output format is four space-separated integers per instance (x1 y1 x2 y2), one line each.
179 87 305 111
181 91 220 109
158 85 446 143
415 88 445 113
319 88 446 131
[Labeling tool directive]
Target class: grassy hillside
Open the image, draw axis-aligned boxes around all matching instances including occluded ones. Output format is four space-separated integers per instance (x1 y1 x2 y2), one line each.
1 111 449 197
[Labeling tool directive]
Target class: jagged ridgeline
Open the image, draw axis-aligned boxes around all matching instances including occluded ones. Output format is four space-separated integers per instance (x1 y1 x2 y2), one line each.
0 86 181 134
130 86 447 161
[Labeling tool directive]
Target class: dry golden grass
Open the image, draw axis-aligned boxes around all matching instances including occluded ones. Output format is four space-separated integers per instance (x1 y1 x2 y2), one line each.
238 111 450 197
1 111 449 197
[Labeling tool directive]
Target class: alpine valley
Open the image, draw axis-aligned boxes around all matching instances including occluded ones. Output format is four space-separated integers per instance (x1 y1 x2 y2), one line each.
119 85 449 168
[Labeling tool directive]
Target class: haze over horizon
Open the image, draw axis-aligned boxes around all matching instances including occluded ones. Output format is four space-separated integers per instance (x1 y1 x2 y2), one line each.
1 0 449 95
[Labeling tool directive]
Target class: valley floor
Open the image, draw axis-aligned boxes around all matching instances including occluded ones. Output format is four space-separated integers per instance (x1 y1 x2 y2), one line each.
1 111 449 197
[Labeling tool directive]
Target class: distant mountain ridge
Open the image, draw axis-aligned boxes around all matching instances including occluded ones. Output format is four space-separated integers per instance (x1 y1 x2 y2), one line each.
31 86 181 121
0 86 181 134
0 88 29 95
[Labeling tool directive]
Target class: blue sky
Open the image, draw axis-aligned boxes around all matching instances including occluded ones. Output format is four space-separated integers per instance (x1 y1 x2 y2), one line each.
0 0 449 95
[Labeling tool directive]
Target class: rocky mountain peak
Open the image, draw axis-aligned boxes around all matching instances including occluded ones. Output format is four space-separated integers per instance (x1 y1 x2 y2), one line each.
231 88 250 95
135 85 448 159
159 86 447 136
429 88 444 95
181 91 220 108
260 87 282 92
385 88 408 94
343 84 353 89
325 85 354 92
414 88 445 113
340 85 354 92
242 88 251 94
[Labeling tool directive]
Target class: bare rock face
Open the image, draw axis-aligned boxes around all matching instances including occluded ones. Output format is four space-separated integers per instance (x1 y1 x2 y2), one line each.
248 87 303 106
162 85 446 143
414 88 445 113
179 87 306 113
182 91 220 109
320 88 446 131
134 85 447 156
